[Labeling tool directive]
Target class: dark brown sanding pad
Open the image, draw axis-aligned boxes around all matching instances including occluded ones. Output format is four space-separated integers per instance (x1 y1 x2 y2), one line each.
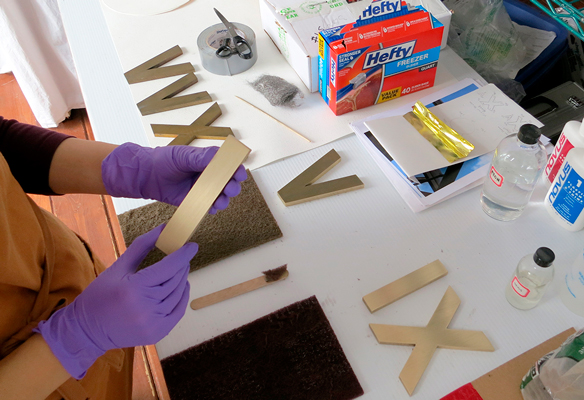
117 172 283 271
161 296 364 400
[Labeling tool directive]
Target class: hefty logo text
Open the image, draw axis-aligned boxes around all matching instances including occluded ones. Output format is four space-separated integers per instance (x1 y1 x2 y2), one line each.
363 41 416 69
548 162 572 203
330 57 337 87
361 0 402 20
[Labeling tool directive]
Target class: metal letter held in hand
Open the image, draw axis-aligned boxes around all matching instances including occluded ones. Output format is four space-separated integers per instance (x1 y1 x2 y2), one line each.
277 149 364 206
363 260 448 313
152 102 232 146
370 287 494 396
152 102 223 137
124 45 195 84
166 127 232 146
155 135 251 255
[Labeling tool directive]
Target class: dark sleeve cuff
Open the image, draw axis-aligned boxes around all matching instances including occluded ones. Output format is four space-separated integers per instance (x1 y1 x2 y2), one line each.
0 116 74 195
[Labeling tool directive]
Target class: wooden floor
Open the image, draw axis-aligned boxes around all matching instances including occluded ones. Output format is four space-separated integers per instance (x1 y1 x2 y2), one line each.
0 72 157 400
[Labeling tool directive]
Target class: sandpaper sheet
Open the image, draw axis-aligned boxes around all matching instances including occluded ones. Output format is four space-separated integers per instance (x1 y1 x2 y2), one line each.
118 171 282 271
161 296 364 400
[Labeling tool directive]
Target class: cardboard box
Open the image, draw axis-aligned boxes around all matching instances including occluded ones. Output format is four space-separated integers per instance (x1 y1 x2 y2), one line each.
260 0 321 92
318 3 443 115
260 0 451 93
441 328 576 400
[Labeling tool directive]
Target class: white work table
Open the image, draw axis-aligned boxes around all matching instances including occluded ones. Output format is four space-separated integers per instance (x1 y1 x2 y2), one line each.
58 0 584 399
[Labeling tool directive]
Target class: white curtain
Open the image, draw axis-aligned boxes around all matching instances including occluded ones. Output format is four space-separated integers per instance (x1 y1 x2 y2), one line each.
0 48 11 73
0 0 84 127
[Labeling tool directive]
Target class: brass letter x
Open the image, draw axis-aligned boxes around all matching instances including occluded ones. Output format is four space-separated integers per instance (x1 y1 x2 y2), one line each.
150 103 232 146
370 286 494 396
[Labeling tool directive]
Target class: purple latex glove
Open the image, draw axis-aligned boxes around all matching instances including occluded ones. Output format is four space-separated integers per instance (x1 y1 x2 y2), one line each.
34 225 197 379
102 143 247 213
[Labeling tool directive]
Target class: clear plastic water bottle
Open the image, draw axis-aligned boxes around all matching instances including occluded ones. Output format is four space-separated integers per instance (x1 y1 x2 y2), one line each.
480 124 547 221
505 247 555 310
560 249 584 317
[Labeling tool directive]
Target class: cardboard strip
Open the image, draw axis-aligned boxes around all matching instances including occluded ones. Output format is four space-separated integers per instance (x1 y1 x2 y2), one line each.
155 135 250 254
277 149 364 206
363 259 448 313
441 328 576 400
124 45 195 84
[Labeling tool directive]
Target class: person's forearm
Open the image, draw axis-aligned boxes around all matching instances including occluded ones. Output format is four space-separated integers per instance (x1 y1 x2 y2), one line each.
49 138 117 194
0 334 70 400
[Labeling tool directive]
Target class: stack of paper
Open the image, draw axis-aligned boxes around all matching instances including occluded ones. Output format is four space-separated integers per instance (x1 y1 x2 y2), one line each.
350 80 545 212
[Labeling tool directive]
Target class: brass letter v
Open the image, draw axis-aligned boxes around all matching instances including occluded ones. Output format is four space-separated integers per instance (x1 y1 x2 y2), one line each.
277 149 364 206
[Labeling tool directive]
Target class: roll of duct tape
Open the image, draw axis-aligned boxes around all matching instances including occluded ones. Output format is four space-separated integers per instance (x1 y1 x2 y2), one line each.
197 23 258 76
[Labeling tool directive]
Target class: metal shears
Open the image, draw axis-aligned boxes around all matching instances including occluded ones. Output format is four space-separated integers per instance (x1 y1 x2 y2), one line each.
214 8 253 60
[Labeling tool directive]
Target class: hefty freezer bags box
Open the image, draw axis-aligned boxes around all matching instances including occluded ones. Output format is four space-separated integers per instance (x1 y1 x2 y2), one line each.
318 0 443 115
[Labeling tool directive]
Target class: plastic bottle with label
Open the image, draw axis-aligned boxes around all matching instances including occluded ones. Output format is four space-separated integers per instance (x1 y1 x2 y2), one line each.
480 124 547 221
505 247 555 310
544 148 584 231
560 249 584 317
544 117 584 185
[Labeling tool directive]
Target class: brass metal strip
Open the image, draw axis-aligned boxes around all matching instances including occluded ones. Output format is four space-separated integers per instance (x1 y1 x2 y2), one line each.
125 45 195 84
363 260 448 313
155 135 250 254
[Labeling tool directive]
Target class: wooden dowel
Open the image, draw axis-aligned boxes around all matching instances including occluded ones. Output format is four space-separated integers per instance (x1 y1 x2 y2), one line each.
235 96 312 143
190 269 289 310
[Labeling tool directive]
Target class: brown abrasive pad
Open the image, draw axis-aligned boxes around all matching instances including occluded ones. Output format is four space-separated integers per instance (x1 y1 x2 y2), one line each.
117 171 283 271
161 296 364 400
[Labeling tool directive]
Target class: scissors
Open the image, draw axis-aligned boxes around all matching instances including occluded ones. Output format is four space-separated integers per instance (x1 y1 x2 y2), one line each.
214 8 253 60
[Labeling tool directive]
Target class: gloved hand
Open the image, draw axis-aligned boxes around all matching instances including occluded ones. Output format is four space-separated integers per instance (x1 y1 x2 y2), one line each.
102 143 247 213
34 225 197 379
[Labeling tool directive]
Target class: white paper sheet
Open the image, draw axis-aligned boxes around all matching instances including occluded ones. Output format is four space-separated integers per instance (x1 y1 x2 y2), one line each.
352 78 487 212
365 83 543 178
100 0 189 16
355 129 487 212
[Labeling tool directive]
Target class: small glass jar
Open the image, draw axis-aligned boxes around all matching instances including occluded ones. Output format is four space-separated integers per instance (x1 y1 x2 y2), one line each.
505 247 555 310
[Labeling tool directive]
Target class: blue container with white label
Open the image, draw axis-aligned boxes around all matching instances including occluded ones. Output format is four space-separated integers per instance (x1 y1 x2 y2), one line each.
544 148 584 231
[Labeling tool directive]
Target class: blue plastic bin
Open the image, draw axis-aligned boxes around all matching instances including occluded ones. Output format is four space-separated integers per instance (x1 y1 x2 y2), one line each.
503 0 569 90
